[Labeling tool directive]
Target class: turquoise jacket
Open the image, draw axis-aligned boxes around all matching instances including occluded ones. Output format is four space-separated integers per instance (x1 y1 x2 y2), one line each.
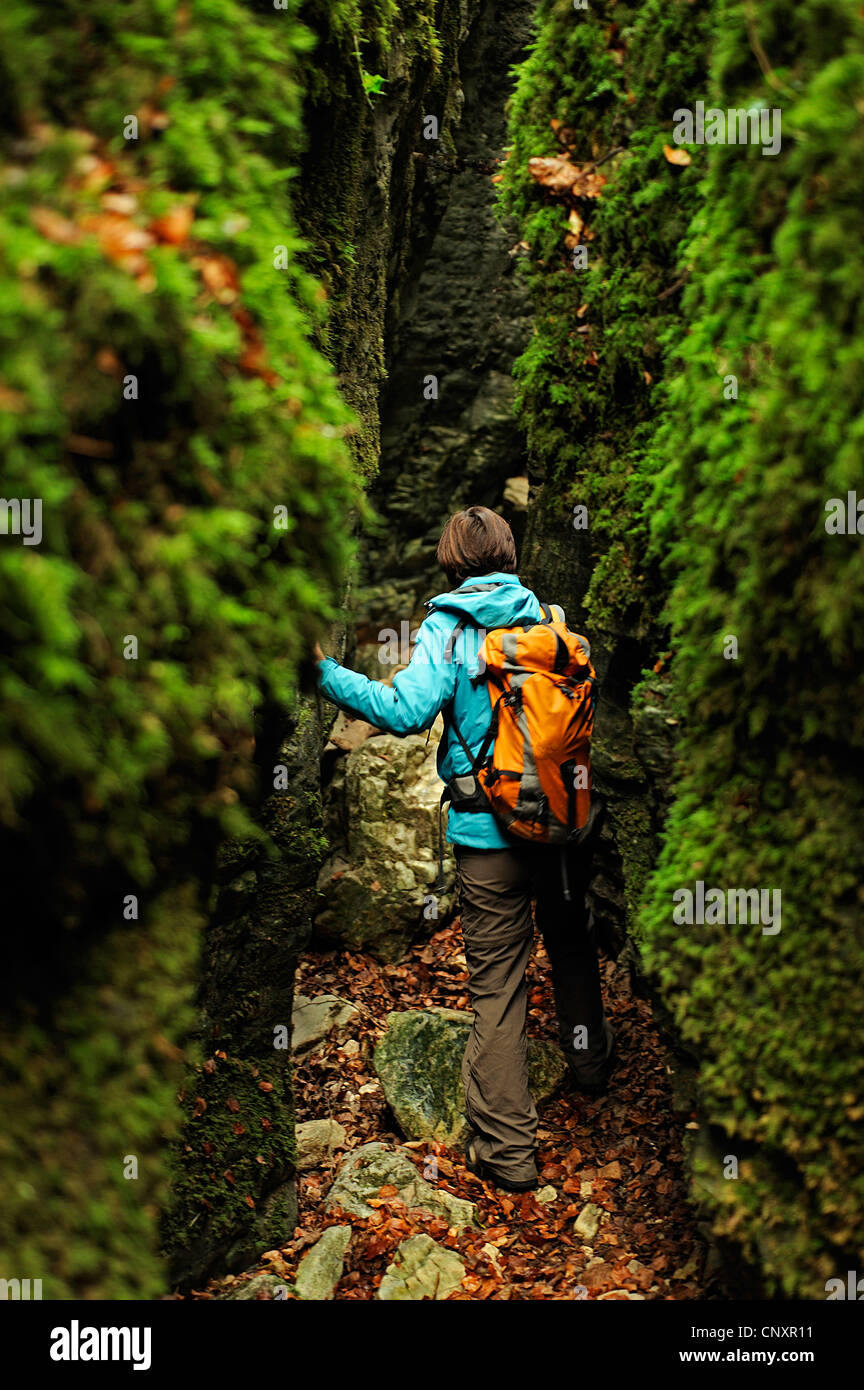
316 571 545 848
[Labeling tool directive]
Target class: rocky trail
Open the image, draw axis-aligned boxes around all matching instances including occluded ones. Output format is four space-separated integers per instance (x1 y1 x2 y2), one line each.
195 916 710 1301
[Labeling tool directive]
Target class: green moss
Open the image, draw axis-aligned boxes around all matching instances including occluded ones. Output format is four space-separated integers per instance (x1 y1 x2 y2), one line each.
165 1050 296 1270
0 0 366 1298
0 887 201 1299
0 0 366 931
505 0 864 1295
638 0 864 1294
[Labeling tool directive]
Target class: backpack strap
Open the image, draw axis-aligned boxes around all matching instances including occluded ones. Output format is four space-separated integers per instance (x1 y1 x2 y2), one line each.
539 602 566 624
443 618 466 664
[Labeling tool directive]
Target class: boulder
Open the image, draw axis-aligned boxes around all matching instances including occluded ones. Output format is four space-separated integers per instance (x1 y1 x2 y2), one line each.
292 994 359 1055
295 1225 352 1301
314 724 456 961
296 1118 347 1171
326 1142 477 1230
373 1007 568 1145
377 1234 466 1301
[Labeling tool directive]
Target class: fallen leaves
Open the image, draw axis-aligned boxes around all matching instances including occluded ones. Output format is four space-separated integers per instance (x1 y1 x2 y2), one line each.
26 127 278 386
526 139 608 270
195 922 710 1304
528 156 607 200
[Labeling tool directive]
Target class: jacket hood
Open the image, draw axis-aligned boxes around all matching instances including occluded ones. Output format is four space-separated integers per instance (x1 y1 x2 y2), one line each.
425 571 542 630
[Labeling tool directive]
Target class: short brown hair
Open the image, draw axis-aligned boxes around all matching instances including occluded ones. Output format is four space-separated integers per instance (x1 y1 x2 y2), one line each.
436 506 517 587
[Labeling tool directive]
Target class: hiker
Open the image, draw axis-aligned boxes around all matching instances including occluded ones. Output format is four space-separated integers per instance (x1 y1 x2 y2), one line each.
312 505 614 1193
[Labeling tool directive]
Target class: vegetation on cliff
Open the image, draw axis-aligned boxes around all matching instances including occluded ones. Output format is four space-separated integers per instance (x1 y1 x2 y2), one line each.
503 0 864 1295
0 0 364 1297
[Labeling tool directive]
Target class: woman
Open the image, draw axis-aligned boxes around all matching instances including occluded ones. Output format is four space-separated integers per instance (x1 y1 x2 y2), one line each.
313 505 614 1192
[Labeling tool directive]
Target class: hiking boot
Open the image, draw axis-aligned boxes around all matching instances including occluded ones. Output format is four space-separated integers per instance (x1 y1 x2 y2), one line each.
569 1019 616 1095
464 1134 538 1194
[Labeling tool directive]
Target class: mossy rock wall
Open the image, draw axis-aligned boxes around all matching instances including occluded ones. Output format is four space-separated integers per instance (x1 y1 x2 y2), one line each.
356 0 537 630
503 0 864 1295
0 0 464 1296
0 888 201 1300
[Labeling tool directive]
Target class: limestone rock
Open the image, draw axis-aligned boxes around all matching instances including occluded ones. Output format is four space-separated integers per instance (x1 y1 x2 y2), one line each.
295 1225 352 1301
314 725 456 961
373 1007 568 1145
503 475 530 510
377 1234 466 1301
292 994 359 1055
220 1273 288 1300
296 1118 347 1171
326 1142 477 1230
573 1202 604 1242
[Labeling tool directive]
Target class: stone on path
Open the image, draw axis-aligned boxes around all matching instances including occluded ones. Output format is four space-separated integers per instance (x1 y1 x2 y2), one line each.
295 1225 352 1301
220 1273 287 1300
573 1202 604 1242
326 1141 477 1230
373 1007 568 1145
296 1118 347 1171
377 1234 466 1301
292 994 359 1055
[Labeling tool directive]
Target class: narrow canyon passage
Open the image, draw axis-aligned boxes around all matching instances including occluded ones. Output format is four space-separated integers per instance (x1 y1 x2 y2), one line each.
187 0 709 1301
3 0 859 1316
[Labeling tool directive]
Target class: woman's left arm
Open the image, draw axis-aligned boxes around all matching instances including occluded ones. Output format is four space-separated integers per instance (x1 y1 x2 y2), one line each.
315 617 456 735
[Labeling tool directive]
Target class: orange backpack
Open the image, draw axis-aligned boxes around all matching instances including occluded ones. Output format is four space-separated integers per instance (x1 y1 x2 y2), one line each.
438 603 598 895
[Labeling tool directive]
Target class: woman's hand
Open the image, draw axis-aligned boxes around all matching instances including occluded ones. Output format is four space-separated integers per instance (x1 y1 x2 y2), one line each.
312 641 326 665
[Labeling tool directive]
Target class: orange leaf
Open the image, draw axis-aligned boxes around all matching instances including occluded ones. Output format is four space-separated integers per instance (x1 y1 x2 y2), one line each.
150 204 194 246
663 144 692 166
80 211 153 269
31 207 79 245
528 157 606 198
197 253 239 301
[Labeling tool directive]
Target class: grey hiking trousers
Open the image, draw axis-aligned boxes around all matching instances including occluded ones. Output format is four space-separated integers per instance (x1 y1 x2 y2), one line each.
455 839 611 1185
